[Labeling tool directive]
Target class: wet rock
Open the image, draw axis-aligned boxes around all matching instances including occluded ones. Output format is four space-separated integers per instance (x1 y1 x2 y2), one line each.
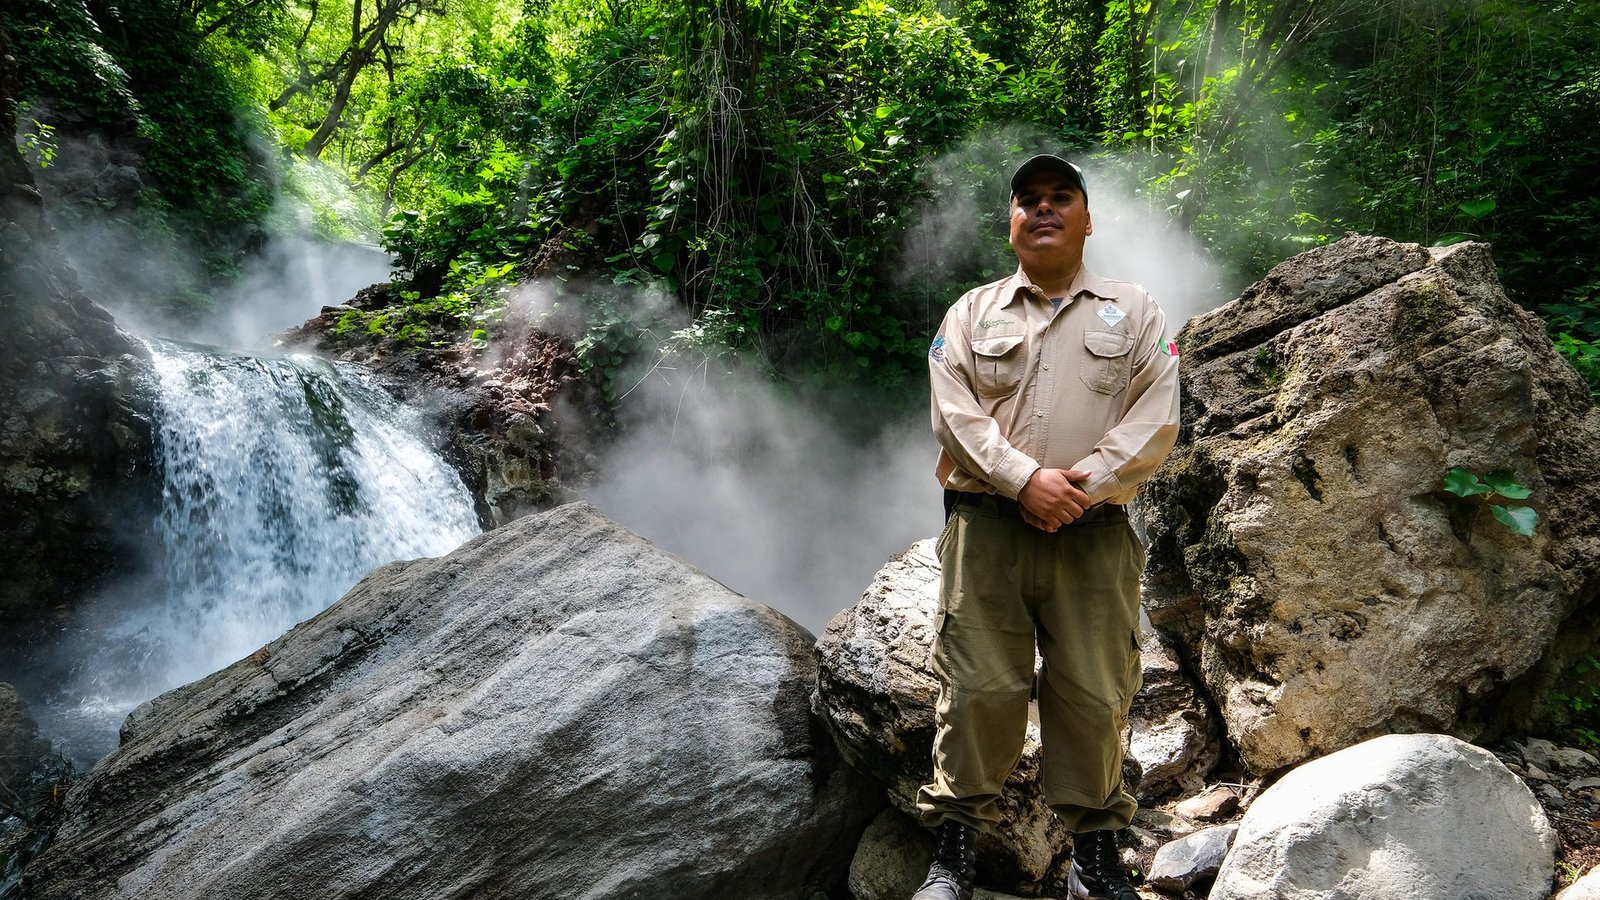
1141 235 1600 774
0 85 158 688
281 285 606 527
1210 734 1556 900
1146 824 1236 894
27 503 876 900
0 683 51 793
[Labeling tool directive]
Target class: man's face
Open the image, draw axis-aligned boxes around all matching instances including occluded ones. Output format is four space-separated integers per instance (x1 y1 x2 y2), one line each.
1008 172 1092 265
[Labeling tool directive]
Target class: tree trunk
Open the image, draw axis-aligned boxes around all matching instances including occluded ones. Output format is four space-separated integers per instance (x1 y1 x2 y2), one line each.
303 0 404 159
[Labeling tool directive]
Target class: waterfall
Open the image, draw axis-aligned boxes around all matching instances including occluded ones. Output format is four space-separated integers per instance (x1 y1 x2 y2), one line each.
42 338 481 765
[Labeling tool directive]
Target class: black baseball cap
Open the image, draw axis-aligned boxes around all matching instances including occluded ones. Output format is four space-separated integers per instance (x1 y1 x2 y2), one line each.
1009 154 1088 200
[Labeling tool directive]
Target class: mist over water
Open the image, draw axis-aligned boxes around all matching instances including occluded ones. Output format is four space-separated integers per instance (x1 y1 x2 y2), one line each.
39 159 392 350
210 236 392 346
85 234 394 349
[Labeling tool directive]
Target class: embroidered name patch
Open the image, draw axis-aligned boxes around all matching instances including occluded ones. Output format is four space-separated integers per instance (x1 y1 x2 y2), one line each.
1098 304 1127 327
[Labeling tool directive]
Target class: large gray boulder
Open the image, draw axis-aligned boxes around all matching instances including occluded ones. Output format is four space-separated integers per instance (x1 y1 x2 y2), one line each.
813 539 1217 892
1142 235 1600 773
25 502 877 899
1209 733 1556 900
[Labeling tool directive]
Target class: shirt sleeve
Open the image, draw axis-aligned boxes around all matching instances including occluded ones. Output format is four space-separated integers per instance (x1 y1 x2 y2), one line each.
1068 297 1181 505
929 301 1040 498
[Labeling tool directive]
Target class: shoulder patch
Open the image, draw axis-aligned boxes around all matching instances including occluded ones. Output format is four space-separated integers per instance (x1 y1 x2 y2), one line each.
929 335 946 362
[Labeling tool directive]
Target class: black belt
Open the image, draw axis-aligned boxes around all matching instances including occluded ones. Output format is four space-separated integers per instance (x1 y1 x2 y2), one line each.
943 489 1127 524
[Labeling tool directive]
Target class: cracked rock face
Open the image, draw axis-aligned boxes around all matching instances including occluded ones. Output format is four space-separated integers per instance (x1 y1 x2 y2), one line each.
1141 235 1600 774
0 74 157 679
27 503 877 900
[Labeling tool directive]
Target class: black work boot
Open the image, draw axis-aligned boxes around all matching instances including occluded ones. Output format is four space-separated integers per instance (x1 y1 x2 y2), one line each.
1069 829 1139 900
911 820 976 900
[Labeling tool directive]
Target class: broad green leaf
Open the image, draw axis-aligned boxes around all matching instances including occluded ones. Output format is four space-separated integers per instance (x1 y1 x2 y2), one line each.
1443 467 1493 497
1489 504 1539 536
1432 233 1474 247
1484 471 1533 499
1459 197 1497 219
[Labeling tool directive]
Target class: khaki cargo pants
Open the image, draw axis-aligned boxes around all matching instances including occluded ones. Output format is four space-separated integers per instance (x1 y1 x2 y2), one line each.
916 494 1143 834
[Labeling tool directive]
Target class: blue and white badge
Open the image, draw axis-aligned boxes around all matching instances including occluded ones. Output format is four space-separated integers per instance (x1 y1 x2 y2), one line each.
1098 303 1127 327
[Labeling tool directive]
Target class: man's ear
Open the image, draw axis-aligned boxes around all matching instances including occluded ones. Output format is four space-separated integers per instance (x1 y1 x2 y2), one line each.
1084 209 1093 237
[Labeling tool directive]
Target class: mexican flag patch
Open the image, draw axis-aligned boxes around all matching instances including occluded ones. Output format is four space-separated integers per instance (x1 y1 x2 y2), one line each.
1162 340 1180 357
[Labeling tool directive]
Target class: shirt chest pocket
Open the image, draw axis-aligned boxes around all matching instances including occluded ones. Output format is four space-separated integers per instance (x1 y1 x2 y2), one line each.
1080 329 1135 395
970 333 1026 399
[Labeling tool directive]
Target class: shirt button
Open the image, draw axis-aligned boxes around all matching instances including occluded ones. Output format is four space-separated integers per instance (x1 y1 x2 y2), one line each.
1035 411 1045 417
1042 364 1052 371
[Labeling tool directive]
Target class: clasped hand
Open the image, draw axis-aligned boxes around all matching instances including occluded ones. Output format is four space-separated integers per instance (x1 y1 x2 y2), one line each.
1018 468 1092 533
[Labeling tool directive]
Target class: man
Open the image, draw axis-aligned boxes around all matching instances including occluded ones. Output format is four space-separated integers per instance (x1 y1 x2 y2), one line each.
913 155 1181 900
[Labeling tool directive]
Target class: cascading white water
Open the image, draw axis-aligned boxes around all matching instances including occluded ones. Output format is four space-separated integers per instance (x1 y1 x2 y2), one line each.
144 337 481 677
42 338 481 765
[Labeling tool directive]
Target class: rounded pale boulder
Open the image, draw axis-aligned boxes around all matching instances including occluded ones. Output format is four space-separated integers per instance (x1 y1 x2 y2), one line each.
1210 733 1556 900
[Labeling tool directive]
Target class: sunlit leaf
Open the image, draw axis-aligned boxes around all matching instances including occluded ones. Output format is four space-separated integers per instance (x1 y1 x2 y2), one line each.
1489 504 1538 536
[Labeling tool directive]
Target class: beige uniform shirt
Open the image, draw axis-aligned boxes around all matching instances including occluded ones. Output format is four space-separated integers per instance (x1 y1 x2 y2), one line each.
930 265 1181 506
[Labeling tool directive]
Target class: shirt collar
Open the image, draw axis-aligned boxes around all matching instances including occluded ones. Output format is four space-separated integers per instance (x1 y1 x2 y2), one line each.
1003 265 1121 308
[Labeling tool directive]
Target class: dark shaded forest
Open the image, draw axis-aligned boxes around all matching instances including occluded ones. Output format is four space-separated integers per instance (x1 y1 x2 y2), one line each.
7 0 1599 400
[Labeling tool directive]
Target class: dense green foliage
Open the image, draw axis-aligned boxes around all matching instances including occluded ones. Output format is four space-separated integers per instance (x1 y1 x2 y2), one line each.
7 0 272 302
6 0 1599 395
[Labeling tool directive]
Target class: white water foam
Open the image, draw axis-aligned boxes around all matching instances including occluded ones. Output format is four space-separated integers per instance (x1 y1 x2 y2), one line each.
40 339 480 766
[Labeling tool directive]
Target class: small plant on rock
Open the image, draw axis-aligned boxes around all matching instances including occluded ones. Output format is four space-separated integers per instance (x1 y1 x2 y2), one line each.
1441 467 1539 537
